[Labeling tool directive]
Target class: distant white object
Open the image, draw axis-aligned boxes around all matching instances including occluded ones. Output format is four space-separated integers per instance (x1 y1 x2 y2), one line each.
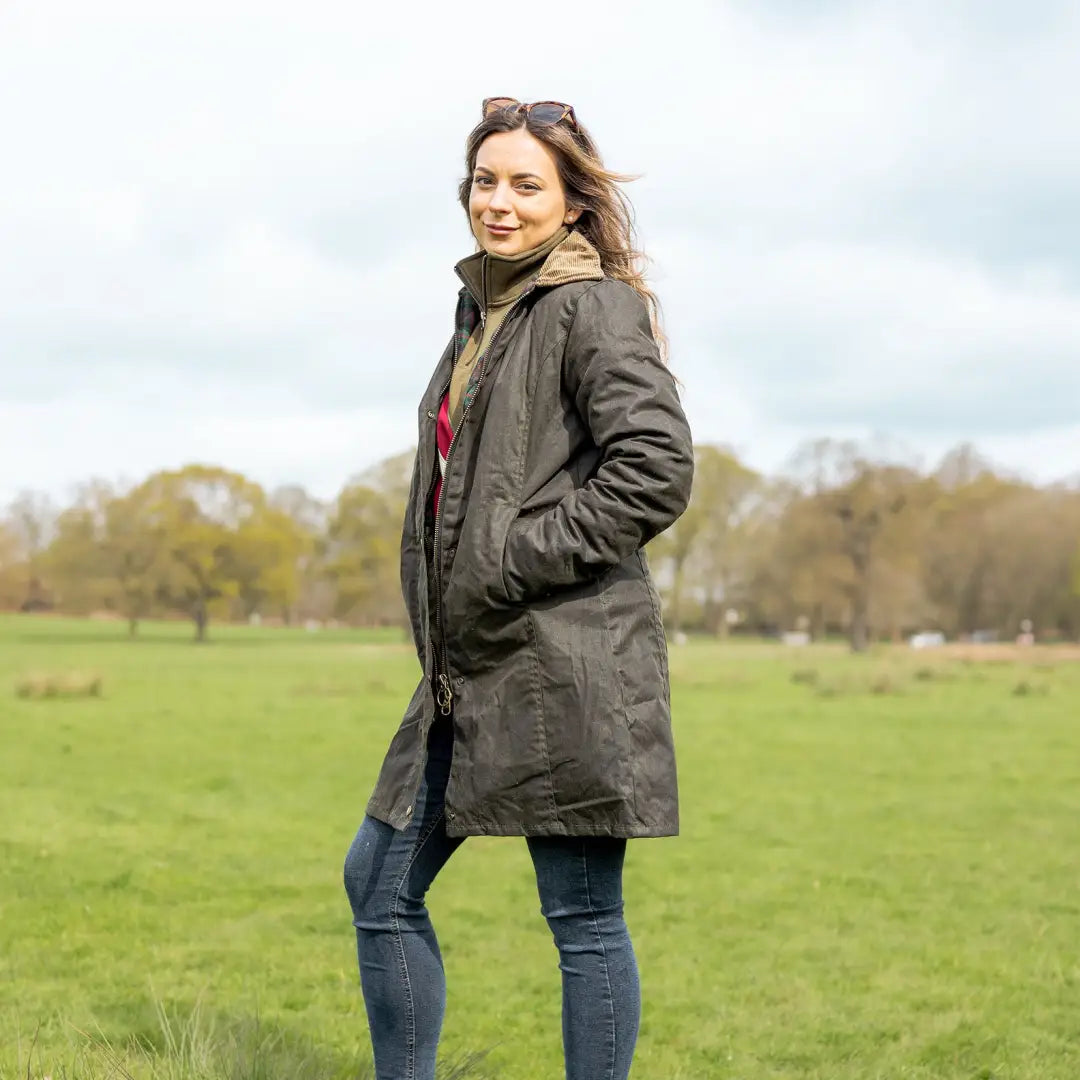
305 619 322 633
909 631 945 649
782 631 811 646
249 612 262 626
725 608 740 627
673 630 688 646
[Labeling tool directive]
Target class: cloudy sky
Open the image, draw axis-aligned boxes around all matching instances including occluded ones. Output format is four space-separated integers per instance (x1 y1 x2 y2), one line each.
2 0 1078 509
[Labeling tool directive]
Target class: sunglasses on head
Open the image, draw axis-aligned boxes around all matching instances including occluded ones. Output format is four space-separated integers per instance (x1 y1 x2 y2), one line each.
482 97 578 130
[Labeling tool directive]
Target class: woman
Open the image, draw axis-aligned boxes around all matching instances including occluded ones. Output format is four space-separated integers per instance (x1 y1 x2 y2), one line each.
343 97 694 1080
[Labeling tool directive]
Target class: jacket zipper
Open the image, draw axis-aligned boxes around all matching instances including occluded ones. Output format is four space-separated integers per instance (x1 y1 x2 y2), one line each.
430 286 534 716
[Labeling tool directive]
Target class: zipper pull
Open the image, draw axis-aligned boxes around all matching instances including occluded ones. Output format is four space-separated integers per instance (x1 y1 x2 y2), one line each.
436 673 453 716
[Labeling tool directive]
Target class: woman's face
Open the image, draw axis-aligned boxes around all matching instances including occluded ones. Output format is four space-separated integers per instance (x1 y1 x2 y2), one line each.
469 128 578 256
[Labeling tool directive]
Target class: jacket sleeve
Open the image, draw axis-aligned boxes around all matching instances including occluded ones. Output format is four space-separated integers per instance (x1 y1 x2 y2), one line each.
400 452 426 663
501 279 694 603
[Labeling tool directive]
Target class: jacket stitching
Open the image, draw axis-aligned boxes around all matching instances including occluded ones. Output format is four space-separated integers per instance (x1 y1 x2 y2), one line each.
597 577 637 819
527 608 562 829
637 550 670 690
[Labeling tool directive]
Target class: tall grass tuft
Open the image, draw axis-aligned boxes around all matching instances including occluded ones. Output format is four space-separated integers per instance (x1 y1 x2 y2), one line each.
15 998 494 1080
14 671 103 700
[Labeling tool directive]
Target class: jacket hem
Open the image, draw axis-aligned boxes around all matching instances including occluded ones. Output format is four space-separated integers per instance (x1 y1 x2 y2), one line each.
365 800 406 831
444 819 678 838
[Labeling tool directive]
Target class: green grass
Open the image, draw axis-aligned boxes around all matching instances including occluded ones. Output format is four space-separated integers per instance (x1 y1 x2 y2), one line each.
1 614 1078 1079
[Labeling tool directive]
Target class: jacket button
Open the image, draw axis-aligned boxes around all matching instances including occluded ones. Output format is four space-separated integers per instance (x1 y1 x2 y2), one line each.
446 546 456 559
405 806 412 817
447 809 455 820
426 409 436 420
455 676 464 686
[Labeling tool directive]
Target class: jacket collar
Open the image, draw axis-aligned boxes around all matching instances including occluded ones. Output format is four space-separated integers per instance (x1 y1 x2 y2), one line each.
454 228 603 311
534 228 604 288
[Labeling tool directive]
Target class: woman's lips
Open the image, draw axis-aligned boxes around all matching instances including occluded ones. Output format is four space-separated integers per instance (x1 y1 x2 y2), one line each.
485 223 516 235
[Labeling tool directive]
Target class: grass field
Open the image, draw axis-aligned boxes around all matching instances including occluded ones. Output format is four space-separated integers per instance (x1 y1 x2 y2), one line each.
1 613 1078 1079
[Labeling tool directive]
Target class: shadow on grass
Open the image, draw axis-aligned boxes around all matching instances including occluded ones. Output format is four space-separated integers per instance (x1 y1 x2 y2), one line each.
13 997 494 1080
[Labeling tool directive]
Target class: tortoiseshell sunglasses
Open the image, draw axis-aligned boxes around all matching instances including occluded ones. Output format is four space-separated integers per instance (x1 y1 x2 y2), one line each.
482 97 578 130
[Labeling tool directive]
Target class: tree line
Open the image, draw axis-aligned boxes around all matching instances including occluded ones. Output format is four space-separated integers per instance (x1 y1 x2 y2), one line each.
2 441 1078 650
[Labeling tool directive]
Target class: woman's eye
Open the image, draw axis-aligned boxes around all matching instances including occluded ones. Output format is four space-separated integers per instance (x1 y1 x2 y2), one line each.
474 176 494 187
518 184 539 193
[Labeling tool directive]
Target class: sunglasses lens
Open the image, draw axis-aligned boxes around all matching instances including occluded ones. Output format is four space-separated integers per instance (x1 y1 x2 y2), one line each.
484 97 519 116
528 103 568 126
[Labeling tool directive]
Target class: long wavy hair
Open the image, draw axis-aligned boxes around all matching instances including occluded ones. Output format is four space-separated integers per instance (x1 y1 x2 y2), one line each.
458 107 667 360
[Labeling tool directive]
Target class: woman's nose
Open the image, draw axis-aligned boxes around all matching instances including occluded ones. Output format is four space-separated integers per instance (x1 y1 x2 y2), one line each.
488 182 513 212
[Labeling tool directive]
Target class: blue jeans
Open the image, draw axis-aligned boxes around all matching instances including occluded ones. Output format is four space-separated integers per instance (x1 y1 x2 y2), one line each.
343 716 640 1080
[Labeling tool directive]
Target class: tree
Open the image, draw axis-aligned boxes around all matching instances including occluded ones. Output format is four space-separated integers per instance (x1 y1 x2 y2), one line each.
825 466 913 652
102 485 171 634
323 477 408 626
781 440 922 652
43 480 164 633
3 491 57 610
1073 539 1080 606
268 484 332 624
135 465 275 641
320 451 412 625
686 447 761 635
649 446 760 634
227 505 312 623
980 487 1080 639
318 450 415 627
0 521 26 611
921 453 1027 637
748 479 849 639
43 482 112 615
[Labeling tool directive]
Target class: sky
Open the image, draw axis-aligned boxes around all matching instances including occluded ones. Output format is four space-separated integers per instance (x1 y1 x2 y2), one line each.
2 0 1079 510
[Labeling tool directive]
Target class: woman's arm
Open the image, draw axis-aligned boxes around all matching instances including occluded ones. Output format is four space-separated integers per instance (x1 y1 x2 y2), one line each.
501 279 694 603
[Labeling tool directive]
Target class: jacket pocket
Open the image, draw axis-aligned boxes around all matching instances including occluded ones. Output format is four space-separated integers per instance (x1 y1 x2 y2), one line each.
500 509 568 604
501 507 609 605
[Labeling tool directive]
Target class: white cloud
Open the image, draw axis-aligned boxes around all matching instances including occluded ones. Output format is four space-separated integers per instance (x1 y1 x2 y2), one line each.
664 237 1080 428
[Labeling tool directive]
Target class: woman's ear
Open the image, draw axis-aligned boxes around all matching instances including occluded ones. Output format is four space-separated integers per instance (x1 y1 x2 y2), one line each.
565 209 581 224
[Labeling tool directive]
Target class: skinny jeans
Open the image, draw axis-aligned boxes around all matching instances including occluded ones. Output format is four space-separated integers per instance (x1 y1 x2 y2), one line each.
342 714 640 1080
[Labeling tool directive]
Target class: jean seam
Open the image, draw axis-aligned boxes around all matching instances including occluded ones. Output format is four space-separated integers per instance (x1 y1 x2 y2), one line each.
582 842 617 1080
390 810 446 1080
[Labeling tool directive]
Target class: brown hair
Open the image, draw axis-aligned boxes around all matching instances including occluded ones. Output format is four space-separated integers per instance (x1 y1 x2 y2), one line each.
458 108 667 359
